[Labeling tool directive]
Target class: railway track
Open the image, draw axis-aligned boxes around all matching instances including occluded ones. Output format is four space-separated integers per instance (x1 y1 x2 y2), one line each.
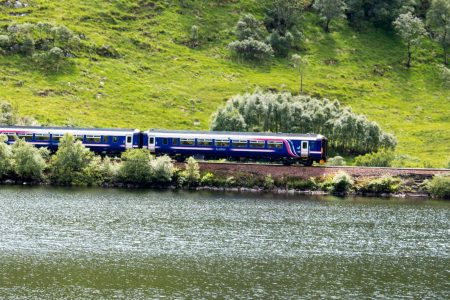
177 161 450 180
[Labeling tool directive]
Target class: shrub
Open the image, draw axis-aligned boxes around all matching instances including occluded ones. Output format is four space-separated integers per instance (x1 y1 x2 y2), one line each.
118 149 152 185
11 139 46 182
50 134 94 185
263 174 275 190
182 157 200 187
228 38 274 61
200 172 215 186
235 14 265 41
151 155 174 184
357 176 402 194
266 31 294 57
354 149 395 167
0 134 12 178
327 156 346 166
331 171 353 194
0 35 11 49
426 176 450 199
286 177 318 190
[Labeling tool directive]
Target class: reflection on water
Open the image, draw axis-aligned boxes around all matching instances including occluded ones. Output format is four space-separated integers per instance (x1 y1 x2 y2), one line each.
0 187 449 299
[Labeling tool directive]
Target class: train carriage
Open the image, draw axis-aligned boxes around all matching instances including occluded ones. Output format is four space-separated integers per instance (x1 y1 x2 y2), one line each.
144 130 328 166
0 126 141 154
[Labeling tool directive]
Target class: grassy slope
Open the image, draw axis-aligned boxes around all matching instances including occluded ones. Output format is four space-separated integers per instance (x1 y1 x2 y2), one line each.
0 0 448 166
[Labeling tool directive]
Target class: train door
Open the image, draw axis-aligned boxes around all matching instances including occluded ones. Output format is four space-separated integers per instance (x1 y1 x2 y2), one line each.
125 135 133 149
300 141 309 157
148 135 156 152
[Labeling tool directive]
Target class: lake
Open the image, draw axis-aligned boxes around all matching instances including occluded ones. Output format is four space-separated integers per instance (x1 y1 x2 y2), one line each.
0 187 448 299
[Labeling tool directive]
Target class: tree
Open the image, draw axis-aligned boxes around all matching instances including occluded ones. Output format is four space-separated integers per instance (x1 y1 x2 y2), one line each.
0 101 17 125
0 134 12 178
427 0 450 65
291 54 309 94
190 25 199 48
265 0 308 34
182 157 200 187
150 155 174 184
313 0 347 33
235 14 265 41
393 12 426 68
11 139 46 182
118 149 152 185
50 134 93 185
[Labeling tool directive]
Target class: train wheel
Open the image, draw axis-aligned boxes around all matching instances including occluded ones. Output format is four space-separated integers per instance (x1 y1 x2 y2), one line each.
302 160 313 167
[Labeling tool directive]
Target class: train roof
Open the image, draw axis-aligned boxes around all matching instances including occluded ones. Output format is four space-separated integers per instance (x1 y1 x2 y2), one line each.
0 126 139 136
147 129 326 140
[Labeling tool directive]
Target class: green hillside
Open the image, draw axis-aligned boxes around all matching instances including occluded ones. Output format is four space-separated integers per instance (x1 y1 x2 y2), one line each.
0 1 449 166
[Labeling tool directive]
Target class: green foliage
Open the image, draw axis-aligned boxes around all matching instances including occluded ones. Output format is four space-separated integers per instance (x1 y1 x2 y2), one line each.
190 25 199 48
118 149 152 185
286 177 318 190
313 0 347 32
210 91 396 154
50 134 94 185
327 156 346 166
11 139 46 181
354 149 395 167
182 156 201 187
0 101 16 125
357 176 402 194
229 14 273 61
200 172 215 186
266 31 294 57
426 175 450 199
151 155 174 184
0 134 12 178
331 171 354 194
228 38 274 61
426 0 450 65
264 0 307 34
263 174 275 190
393 12 427 67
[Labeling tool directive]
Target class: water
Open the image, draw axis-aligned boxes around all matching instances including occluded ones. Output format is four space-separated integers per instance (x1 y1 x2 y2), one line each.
0 187 448 299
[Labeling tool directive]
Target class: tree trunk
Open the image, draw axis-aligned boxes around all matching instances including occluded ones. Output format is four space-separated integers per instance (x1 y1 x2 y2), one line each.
444 43 448 66
325 19 330 33
300 74 303 94
407 43 411 68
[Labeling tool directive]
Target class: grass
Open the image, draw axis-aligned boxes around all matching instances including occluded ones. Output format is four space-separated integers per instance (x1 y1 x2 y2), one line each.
0 0 449 167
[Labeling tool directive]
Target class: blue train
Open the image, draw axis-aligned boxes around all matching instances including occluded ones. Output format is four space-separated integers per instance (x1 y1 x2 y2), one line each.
0 126 328 166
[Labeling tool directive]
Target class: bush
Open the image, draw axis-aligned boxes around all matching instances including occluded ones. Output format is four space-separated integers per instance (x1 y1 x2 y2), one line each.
263 174 275 190
266 31 294 57
357 176 402 194
182 157 200 187
0 35 11 49
11 139 46 182
151 155 174 184
200 172 215 186
427 176 450 199
118 149 152 185
0 134 12 178
50 134 94 185
286 177 318 190
331 171 353 194
228 38 274 61
327 156 346 166
354 149 395 167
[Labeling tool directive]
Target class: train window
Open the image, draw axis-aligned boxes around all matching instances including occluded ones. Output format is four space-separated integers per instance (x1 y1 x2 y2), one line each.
127 136 132 144
302 141 308 149
35 134 50 141
232 140 248 148
149 137 154 145
162 138 168 145
215 140 229 147
172 138 178 145
86 136 101 143
6 133 16 141
250 141 265 148
74 135 84 142
181 139 195 146
103 136 110 143
18 134 33 142
52 134 63 142
197 139 213 147
268 141 283 149
112 136 118 143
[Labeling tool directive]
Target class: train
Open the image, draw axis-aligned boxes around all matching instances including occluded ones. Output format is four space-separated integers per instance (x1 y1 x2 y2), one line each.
0 126 328 166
